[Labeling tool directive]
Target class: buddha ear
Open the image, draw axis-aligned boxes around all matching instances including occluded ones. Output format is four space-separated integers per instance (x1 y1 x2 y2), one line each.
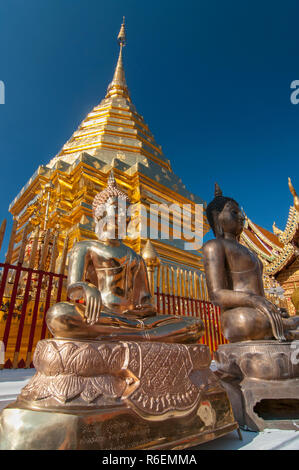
212 210 224 238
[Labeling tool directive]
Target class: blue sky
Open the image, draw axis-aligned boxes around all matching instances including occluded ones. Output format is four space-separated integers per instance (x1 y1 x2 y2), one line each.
0 0 299 256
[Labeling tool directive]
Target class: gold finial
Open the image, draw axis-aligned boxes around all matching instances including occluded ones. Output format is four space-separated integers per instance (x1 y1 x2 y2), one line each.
118 17 126 46
214 182 223 198
288 177 299 212
142 239 160 266
106 19 130 99
142 239 160 296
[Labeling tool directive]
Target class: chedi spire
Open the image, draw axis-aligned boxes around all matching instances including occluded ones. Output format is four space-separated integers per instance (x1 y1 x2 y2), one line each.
106 17 130 100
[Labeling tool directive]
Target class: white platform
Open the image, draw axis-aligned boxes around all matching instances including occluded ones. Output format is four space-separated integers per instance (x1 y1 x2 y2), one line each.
1 368 299 450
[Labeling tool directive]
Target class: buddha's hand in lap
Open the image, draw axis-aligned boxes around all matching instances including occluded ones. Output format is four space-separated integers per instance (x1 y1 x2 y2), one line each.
250 296 279 315
250 295 285 340
68 282 102 326
278 307 289 318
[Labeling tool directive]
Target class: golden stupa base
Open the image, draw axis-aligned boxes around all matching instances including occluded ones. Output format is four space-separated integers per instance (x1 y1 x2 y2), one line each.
0 339 238 449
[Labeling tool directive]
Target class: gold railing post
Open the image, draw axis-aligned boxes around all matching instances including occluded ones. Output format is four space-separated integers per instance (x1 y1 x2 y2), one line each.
142 239 160 297
5 218 18 264
0 219 7 255
59 235 69 275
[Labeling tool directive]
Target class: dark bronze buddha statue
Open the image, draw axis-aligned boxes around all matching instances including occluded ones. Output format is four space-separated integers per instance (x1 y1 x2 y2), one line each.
203 183 299 342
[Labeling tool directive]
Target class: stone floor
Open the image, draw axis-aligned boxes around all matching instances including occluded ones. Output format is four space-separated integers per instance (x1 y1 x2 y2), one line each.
1 368 299 450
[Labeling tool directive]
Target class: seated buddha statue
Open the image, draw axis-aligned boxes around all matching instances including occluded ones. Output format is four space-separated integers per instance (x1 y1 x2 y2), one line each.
47 171 204 344
203 183 299 343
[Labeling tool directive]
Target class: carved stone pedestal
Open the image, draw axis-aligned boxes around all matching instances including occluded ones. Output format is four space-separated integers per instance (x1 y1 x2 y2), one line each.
0 339 237 449
215 341 299 431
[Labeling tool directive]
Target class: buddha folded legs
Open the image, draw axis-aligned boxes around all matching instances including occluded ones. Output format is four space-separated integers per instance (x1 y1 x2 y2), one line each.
221 306 299 343
220 307 273 342
46 301 203 343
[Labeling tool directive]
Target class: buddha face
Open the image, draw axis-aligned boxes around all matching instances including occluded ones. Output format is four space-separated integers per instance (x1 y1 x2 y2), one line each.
217 200 245 238
94 196 129 241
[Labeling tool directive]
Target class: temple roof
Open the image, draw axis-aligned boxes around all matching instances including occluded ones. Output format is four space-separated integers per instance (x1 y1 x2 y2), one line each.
240 200 299 276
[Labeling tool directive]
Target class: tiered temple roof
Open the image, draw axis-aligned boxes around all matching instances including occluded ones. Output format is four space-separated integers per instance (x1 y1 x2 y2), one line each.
241 208 298 275
240 181 299 313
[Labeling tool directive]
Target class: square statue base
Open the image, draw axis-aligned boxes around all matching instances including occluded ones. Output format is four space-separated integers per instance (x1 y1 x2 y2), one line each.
0 339 238 449
215 341 299 431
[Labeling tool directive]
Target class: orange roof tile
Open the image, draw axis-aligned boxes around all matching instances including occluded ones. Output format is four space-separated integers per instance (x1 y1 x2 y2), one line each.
243 228 272 256
251 223 284 249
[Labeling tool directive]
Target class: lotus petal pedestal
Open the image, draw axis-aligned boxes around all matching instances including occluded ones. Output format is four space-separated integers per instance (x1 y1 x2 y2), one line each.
0 339 237 449
215 341 299 431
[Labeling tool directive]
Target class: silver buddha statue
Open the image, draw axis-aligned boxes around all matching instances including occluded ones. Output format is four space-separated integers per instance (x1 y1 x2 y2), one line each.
47 171 204 343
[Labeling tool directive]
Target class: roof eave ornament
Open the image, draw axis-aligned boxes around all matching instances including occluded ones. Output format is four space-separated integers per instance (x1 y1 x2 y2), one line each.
288 177 299 213
118 16 126 46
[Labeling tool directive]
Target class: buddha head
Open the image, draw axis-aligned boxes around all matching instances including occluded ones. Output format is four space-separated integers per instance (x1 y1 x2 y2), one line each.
92 170 130 242
206 183 245 239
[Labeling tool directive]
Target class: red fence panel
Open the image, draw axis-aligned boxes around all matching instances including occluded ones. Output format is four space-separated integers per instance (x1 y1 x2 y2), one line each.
0 262 67 369
155 292 227 357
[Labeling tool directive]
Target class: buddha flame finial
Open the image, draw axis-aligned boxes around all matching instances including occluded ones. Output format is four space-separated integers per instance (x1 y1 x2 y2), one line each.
92 170 130 221
214 182 223 198
108 168 116 186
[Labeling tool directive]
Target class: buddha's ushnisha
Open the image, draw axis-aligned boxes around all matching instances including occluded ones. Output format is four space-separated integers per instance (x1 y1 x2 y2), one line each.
92 169 129 219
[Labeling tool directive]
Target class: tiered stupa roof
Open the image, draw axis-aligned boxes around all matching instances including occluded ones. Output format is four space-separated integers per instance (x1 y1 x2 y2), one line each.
11 19 203 211
45 18 189 197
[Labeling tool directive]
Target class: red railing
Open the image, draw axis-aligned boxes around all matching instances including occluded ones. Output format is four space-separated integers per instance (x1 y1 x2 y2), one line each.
0 262 66 368
155 289 228 356
0 262 227 368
